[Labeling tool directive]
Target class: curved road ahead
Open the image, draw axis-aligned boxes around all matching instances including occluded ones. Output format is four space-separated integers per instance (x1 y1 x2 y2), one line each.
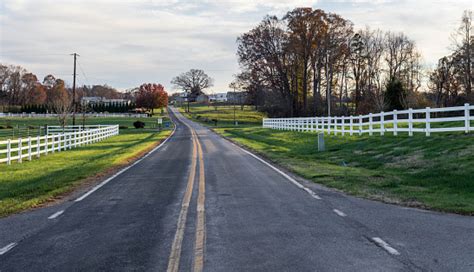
0 107 473 271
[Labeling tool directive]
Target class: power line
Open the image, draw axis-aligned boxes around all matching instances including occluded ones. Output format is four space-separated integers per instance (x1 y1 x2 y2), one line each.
77 59 91 87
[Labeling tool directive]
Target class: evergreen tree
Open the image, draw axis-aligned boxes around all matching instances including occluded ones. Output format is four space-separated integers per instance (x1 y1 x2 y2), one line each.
384 78 406 111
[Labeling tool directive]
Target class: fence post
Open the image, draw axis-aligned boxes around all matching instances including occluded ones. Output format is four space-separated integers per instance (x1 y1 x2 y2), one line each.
37 135 40 158
52 135 55 153
28 136 32 161
369 113 373 136
333 117 337 136
350 116 353 136
465 103 470 133
408 108 413 136
328 117 331 135
7 139 11 165
45 135 49 155
65 133 69 150
426 107 431 136
342 116 345 136
359 115 362 135
380 112 385 136
393 110 398 136
18 138 22 163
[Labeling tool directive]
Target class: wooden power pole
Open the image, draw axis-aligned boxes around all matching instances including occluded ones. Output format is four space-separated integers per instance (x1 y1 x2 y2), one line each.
71 53 79 126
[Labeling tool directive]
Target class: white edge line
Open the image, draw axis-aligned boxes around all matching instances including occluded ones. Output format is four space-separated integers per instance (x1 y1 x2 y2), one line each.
0 242 17 255
372 237 401 255
75 124 177 202
48 210 65 219
333 209 347 217
232 142 322 200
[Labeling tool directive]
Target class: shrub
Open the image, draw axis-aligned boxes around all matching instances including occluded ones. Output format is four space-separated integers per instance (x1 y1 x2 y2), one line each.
119 125 128 129
133 121 145 129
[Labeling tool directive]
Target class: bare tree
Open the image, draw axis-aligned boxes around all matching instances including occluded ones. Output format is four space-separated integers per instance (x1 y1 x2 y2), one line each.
451 10 472 96
46 79 71 127
171 69 213 101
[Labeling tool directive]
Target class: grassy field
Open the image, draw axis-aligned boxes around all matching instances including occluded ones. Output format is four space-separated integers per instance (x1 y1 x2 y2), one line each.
182 104 265 127
180 104 474 214
0 112 173 217
0 113 170 140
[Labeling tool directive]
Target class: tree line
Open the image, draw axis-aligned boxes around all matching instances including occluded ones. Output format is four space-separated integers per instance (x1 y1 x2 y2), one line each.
235 8 473 117
0 64 169 115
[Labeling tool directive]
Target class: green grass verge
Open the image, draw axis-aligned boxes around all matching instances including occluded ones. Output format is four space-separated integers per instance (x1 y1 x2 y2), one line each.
0 111 170 140
0 113 173 217
180 104 474 214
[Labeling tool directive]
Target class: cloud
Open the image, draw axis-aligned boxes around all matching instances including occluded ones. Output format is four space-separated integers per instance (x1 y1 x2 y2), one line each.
0 0 472 92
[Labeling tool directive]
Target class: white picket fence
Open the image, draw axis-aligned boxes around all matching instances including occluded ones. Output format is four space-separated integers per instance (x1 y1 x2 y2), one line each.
0 125 119 165
0 113 148 118
263 104 474 136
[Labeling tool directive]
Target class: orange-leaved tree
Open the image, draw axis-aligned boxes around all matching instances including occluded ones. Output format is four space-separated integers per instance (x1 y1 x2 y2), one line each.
135 83 168 114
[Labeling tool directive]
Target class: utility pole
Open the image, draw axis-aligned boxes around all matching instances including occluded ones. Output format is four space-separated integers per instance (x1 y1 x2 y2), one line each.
186 90 190 113
233 86 236 125
71 53 79 126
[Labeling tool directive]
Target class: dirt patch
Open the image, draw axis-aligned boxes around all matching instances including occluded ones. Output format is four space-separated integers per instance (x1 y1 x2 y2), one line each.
384 150 428 169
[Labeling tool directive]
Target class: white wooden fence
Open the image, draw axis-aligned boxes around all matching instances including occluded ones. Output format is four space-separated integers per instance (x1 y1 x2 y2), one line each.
0 125 119 165
0 113 148 118
263 104 474 137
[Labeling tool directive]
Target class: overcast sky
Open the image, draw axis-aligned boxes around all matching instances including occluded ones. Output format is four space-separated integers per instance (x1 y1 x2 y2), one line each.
0 0 472 93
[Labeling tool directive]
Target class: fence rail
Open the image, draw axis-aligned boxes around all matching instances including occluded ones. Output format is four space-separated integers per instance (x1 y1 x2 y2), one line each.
263 104 474 137
0 125 119 165
0 113 148 118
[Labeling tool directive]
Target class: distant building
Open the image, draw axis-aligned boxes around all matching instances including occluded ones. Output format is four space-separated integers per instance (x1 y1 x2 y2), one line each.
209 92 227 102
196 94 209 103
227 91 248 104
169 92 188 104
81 97 130 106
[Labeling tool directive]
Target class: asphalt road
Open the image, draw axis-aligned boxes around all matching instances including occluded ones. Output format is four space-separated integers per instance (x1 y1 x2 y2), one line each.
0 107 473 271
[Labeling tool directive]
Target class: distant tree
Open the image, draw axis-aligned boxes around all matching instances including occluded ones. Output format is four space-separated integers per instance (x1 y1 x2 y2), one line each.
171 69 213 103
42 74 57 89
451 10 472 96
135 83 168 114
46 78 71 126
384 78 406 111
21 73 46 105
428 10 473 106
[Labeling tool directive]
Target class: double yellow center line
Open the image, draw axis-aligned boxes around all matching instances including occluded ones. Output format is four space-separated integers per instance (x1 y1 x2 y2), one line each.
167 121 206 272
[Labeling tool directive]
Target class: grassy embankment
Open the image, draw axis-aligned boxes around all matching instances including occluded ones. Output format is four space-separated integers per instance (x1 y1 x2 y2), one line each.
0 111 173 217
180 104 474 214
